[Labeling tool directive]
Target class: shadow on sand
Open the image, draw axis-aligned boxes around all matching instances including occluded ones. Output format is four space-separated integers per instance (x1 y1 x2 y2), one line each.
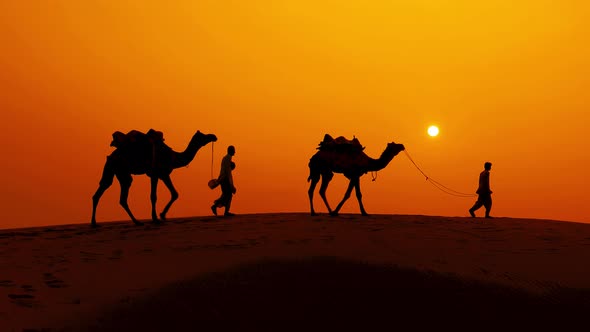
76 257 590 331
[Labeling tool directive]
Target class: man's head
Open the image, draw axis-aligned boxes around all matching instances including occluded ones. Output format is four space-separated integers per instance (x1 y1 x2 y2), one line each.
228 145 235 156
484 162 492 170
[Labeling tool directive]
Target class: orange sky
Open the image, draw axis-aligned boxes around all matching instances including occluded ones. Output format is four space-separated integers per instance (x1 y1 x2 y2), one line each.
1 1 589 229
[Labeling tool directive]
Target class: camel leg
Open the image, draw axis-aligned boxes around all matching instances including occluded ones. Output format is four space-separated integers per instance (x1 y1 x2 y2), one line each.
308 173 320 216
117 173 143 226
318 172 334 215
159 174 178 221
354 179 369 216
91 185 109 228
150 176 161 223
91 157 115 227
332 177 357 216
91 184 112 228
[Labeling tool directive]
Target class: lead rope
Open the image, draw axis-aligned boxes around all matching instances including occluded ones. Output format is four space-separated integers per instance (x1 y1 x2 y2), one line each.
403 149 477 198
210 142 215 179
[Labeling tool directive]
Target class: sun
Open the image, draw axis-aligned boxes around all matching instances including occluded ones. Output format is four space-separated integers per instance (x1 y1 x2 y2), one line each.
427 125 439 137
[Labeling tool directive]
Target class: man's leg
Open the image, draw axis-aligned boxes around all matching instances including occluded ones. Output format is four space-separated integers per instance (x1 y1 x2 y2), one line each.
212 180 230 216
212 191 224 216
220 182 234 216
211 203 218 216
484 195 492 218
469 197 484 217
224 196 234 216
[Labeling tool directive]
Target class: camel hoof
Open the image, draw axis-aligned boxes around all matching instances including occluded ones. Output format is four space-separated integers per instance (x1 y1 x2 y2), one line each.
329 212 339 217
361 213 370 217
90 223 100 228
133 221 144 226
159 213 167 222
310 212 318 217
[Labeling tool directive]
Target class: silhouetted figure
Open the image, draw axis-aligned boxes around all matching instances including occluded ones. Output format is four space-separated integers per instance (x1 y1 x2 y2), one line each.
212 145 237 217
307 134 405 216
91 130 217 227
469 162 493 218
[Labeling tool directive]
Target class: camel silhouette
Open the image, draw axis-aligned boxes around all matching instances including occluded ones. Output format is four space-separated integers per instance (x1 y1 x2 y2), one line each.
91 129 217 227
307 134 405 216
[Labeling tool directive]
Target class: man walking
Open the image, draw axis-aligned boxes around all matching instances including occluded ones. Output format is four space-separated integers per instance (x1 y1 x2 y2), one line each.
212 145 237 217
469 161 493 218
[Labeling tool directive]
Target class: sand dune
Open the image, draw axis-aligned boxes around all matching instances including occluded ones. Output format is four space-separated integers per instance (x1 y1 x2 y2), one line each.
1 213 590 331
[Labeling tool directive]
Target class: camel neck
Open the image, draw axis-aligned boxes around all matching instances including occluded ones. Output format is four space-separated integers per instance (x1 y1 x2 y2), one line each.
172 137 205 169
366 147 396 172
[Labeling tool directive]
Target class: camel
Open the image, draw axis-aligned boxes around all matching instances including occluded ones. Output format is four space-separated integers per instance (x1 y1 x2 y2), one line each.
307 134 405 216
91 129 217 227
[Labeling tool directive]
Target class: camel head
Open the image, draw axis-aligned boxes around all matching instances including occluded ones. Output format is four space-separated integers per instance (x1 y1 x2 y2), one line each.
193 130 218 146
365 141 405 172
387 141 405 156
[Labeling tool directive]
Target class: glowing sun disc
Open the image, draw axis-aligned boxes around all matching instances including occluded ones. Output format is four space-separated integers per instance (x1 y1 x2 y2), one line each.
428 125 439 137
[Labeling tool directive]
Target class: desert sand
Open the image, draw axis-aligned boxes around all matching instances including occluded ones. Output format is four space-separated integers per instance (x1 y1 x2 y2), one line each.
1 213 590 331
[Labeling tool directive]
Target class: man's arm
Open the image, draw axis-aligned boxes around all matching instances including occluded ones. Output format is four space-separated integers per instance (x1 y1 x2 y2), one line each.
229 169 234 188
218 156 231 181
482 172 491 194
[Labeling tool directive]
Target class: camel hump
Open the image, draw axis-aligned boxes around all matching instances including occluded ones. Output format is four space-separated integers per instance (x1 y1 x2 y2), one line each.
317 134 365 153
110 129 165 148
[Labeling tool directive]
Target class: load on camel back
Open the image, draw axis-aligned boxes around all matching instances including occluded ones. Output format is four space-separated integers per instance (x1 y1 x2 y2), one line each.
110 129 165 149
316 134 365 154
109 129 170 172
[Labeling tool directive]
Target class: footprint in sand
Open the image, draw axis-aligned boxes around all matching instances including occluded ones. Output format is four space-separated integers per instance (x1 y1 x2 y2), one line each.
172 245 199 252
0 280 16 288
284 239 312 245
8 293 38 308
456 238 469 245
109 249 123 260
66 297 81 305
219 243 249 249
319 235 335 243
55 234 74 239
8 294 35 299
80 251 102 263
43 273 68 288
21 284 35 293
75 229 99 236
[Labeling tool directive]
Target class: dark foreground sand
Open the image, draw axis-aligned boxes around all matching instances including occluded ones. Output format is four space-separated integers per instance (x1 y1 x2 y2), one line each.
1 213 590 331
